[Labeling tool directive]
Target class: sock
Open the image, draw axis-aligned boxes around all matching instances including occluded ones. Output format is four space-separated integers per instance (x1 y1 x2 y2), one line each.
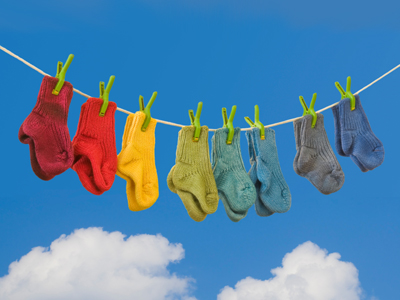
293 114 345 195
211 128 256 222
246 130 274 217
18 76 74 180
331 105 346 157
338 95 384 172
167 126 219 222
72 98 118 195
117 112 159 211
251 127 291 213
168 166 207 222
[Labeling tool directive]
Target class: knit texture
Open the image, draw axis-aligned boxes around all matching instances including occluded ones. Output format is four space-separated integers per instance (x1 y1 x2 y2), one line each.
19 76 74 180
117 112 159 211
332 95 384 172
247 127 291 214
293 114 345 195
167 126 219 222
72 98 118 195
211 128 256 222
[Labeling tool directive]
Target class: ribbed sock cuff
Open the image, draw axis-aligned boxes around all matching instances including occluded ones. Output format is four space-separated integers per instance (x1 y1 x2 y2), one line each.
78 98 117 140
33 76 73 120
340 95 372 131
176 126 209 164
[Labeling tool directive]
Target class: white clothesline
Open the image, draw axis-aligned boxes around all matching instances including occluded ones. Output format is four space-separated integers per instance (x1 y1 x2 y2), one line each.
1 44 399 132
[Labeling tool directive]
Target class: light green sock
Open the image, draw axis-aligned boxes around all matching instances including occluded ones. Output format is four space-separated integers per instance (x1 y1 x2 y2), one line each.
167 126 219 222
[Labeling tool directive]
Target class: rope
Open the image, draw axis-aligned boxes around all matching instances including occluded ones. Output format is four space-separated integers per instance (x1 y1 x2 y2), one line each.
1 44 399 131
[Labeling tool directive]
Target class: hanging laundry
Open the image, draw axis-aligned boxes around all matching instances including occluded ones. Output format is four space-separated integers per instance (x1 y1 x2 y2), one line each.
167 126 219 222
18 76 74 180
332 95 384 172
246 127 291 216
71 98 118 195
117 112 159 211
211 128 256 222
293 114 345 194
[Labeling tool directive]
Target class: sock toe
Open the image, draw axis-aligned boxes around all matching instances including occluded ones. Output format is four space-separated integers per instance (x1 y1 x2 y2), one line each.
202 192 219 214
320 169 345 195
255 198 274 217
177 189 207 222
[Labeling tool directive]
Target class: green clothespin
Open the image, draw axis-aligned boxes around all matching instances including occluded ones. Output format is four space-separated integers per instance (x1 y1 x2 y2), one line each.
139 91 157 131
299 93 317 128
188 102 203 142
244 105 265 140
52 54 74 95
222 105 237 144
99 75 115 117
335 76 356 111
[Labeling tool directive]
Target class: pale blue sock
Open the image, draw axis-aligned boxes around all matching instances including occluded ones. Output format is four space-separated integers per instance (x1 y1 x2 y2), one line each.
246 130 274 217
211 128 256 222
251 127 291 213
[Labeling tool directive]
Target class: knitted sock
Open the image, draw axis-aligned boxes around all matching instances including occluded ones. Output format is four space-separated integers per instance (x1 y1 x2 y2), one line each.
331 105 346 157
293 114 345 195
167 126 219 222
168 166 207 222
117 112 159 211
18 76 74 180
72 98 118 195
246 130 274 217
338 95 384 172
211 128 256 222
251 127 291 213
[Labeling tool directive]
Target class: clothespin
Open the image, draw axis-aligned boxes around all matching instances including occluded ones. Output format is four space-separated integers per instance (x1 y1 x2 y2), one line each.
244 105 265 140
335 76 356 111
52 54 74 95
299 93 317 128
139 92 157 131
222 105 237 144
189 102 203 142
99 75 115 117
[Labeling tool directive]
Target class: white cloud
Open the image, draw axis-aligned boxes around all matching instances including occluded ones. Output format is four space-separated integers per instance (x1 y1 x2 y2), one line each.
0 227 196 300
217 241 362 300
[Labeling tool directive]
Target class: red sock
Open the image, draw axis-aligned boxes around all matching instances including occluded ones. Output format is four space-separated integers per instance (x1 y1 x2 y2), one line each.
72 98 118 195
19 76 74 180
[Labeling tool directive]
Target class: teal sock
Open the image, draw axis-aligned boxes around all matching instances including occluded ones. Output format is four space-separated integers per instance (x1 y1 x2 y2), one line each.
211 128 256 222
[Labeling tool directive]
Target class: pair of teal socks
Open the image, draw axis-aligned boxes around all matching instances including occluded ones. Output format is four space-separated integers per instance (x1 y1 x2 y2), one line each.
211 128 256 222
246 128 291 216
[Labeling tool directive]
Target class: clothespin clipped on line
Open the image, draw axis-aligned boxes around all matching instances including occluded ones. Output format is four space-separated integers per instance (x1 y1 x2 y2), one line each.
244 105 265 140
222 105 237 144
99 75 115 117
52 54 74 95
139 92 157 131
189 102 203 142
299 93 317 128
335 76 356 111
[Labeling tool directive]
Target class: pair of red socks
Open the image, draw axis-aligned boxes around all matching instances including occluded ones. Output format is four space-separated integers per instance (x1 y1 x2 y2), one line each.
19 76 74 180
19 76 118 195
71 98 118 195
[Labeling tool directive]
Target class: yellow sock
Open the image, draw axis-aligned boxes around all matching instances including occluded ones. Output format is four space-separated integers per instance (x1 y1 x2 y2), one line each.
117 112 158 211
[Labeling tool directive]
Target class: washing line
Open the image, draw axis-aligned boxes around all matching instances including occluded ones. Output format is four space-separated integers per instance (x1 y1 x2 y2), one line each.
1 44 400 132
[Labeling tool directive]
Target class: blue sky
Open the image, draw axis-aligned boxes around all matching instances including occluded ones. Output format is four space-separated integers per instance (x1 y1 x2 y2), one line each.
1 0 399 299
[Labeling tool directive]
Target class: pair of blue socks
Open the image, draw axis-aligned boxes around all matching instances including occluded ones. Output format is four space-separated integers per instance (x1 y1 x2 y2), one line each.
211 128 256 222
246 128 291 216
332 95 384 172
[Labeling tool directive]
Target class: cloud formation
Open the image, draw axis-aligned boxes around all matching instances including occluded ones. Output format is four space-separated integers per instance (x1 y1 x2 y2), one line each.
217 241 362 300
0 228 196 300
